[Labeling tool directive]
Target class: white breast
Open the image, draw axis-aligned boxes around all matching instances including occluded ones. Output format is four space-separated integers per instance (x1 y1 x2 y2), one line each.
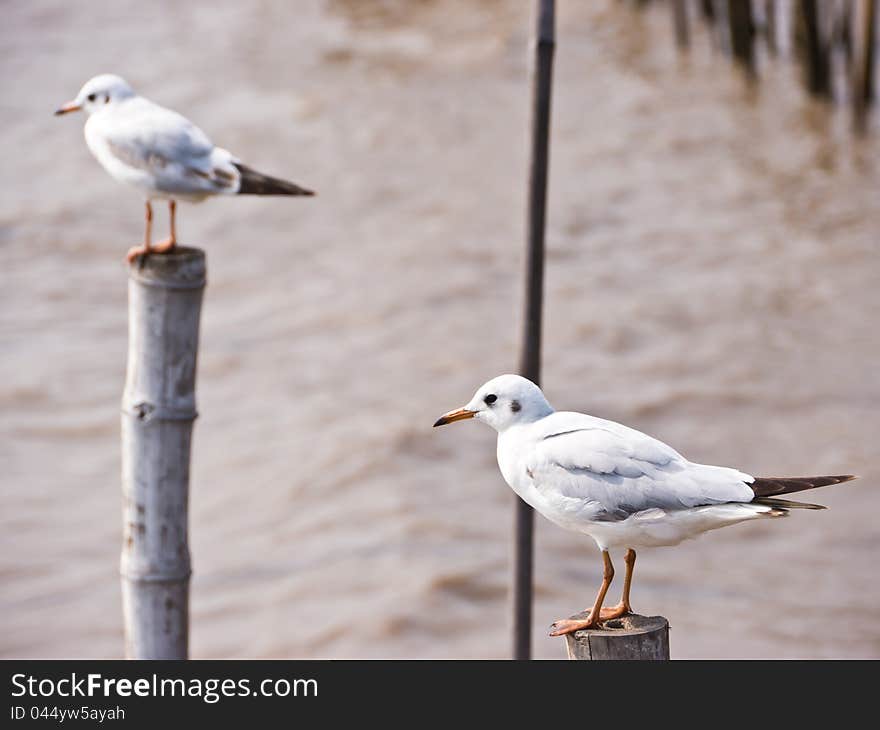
496 427 605 533
84 113 157 194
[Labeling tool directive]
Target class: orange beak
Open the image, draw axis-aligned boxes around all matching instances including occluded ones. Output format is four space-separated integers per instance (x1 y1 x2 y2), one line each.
54 101 81 116
433 408 475 427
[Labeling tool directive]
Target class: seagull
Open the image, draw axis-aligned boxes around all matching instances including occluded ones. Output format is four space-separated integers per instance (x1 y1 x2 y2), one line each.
55 74 314 262
433 374 856 636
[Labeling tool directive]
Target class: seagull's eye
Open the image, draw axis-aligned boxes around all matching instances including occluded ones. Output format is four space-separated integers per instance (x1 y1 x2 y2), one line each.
87 93 96 102
484 394 497 405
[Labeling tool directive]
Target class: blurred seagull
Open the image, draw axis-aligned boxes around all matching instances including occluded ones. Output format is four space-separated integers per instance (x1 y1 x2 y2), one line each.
55 74 314 262
434 374 856 636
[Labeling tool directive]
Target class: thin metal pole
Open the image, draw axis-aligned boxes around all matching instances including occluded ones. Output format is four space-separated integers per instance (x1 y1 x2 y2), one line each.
514 0 555 661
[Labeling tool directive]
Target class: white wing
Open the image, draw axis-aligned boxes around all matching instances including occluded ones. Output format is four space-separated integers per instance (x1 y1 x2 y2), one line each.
98 97 240 195
525 415 755 521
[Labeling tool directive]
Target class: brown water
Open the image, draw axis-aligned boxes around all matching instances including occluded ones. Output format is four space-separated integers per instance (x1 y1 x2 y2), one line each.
2 0 878 659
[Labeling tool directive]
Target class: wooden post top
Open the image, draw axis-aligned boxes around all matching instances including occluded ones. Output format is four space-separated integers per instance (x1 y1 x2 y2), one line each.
128 247 206 289
564 614 670 660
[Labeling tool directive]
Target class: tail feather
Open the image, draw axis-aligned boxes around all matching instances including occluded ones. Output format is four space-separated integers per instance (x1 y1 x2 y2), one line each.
233 163 315 197
750 474 856 499
752 496 827 511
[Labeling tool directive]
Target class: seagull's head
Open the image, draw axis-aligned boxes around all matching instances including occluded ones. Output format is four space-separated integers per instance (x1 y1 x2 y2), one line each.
433 374 554 434
55 74 135 117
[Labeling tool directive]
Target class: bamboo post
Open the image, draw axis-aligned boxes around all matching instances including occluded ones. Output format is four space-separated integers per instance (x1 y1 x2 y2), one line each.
514 0 555 662
564 614 670 660
120 247 206 659
852 0 877 131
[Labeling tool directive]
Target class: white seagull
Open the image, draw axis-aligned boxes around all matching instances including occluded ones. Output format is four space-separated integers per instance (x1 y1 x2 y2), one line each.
434 374 856 636
55 74 314 262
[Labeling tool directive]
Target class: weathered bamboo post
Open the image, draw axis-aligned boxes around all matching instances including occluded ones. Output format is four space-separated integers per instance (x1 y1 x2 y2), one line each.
514 0 555 661
852 0 877 131
120 247 205 659
564 614 670 661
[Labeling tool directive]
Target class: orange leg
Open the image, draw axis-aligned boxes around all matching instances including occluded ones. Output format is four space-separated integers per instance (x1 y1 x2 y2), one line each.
549 550 614 636
153 200 178 254
599 548 636 620
126 201 152 263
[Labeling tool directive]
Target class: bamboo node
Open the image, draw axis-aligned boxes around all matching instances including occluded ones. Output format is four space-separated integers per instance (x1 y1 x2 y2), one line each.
121 399 198 422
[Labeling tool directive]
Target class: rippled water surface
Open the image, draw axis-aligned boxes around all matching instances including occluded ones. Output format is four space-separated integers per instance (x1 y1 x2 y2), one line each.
2 0 878 658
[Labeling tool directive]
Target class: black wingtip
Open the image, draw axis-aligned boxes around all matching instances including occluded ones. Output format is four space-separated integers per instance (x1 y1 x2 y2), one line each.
232 162 315 197
751 474 859 499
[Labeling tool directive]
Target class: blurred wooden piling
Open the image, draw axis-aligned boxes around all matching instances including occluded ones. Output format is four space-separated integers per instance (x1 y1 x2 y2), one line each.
514 0 555 661
853 0 877 130
120 248 205 659
765 0 778 55
728 0 756 76
797 0 833 97
564 614 670 660
672 0 690 49
700 0 716 23
639 0 878 125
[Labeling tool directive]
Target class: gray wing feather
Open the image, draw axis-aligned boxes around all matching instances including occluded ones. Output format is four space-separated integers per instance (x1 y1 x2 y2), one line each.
527 426 754 520
102 100 237 194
